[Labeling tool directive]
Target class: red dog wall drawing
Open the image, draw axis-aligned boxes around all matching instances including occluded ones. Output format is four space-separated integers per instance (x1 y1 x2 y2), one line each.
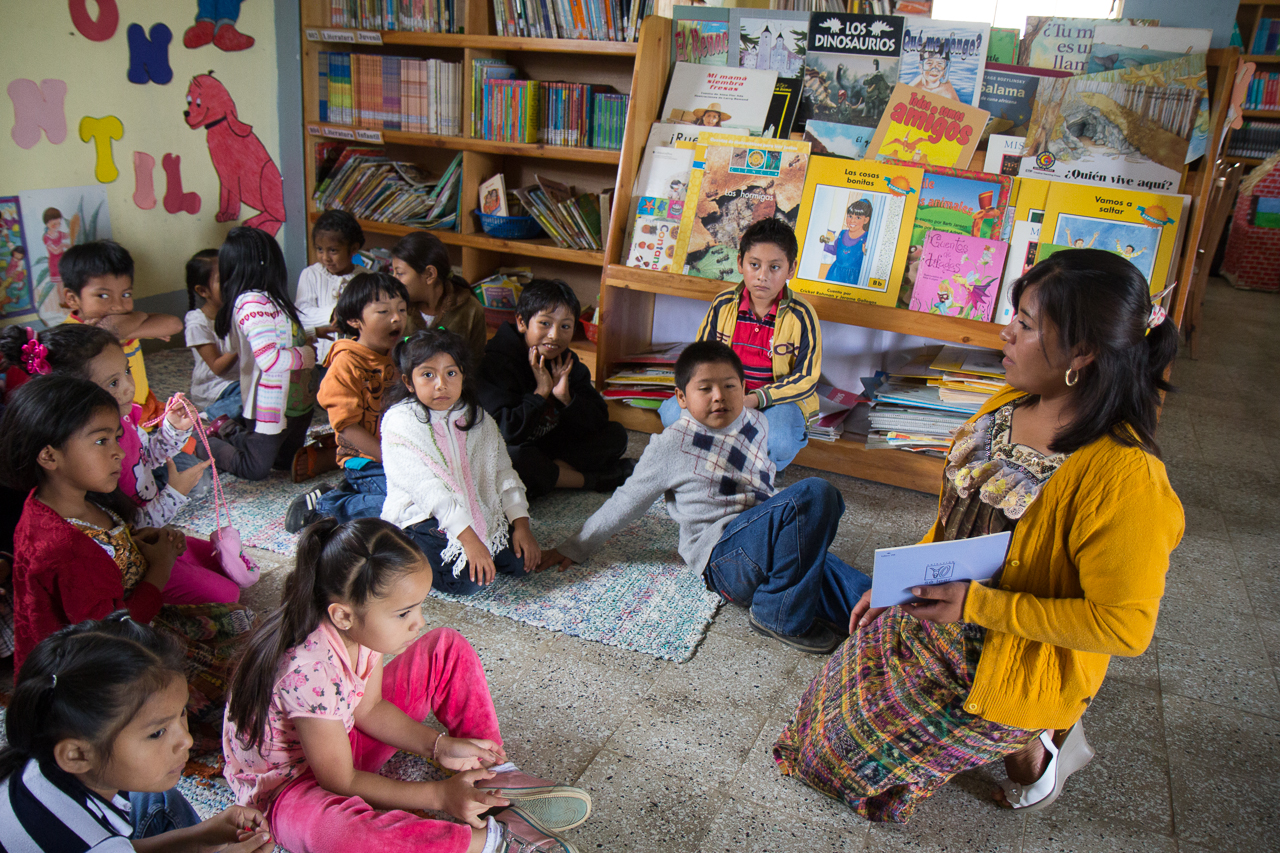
184 74 285 235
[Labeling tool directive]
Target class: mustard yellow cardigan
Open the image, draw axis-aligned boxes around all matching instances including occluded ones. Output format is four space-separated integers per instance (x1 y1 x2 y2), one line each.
921 386 1184 731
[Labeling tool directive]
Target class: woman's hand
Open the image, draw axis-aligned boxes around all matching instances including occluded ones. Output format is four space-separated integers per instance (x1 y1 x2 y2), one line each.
165 392 196 431
438 769 511 827
459 528 496 586
433 734 507 771
848 589 887 634
165 457 212 497
904 581 970 624
510 518 540 573
536 548 575 573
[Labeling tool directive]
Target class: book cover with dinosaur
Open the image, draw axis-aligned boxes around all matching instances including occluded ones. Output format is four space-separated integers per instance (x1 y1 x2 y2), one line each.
867 84 988 168
802 12 904 130
671 132 810 281
908 230 1008 322
790 155 923 306
898 17 989 108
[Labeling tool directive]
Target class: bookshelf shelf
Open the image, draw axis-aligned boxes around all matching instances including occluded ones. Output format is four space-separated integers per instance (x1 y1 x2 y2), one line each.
304 27 640 55
1242 108 1280 117
305 123 622 163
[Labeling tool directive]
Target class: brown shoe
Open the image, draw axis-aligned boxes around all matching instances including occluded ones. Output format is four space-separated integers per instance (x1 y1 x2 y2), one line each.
291 441 339 483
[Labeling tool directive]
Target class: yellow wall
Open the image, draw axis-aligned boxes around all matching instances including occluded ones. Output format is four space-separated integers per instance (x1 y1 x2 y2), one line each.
0 0 284 304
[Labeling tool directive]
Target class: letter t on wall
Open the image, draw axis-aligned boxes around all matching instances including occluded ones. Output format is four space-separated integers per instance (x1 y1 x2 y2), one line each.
79 115 124 183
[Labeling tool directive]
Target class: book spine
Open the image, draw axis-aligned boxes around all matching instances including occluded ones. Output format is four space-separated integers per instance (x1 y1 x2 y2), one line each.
318 51 329 123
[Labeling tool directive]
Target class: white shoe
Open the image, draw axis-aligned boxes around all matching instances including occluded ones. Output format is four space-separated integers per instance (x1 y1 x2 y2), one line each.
997 722 1095 812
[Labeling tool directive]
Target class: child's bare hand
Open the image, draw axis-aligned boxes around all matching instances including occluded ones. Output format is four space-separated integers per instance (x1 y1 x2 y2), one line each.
193 805 272 852
511 519 540 572
164 393 196 431
163 526 188 555
460 529 496 586
550 354 573 405
434 734 507 771
166 458 212 496
135 527 178 588
528 348 554 399
536 548 575 573
439 769 510 827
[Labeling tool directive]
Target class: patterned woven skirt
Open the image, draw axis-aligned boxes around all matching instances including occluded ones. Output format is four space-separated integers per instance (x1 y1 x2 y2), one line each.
773 608 1038 823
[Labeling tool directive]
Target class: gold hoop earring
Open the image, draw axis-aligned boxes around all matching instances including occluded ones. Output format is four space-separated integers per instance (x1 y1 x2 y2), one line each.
1065 367 1079 387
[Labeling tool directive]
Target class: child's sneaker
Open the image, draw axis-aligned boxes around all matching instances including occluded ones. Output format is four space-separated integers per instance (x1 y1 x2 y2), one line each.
748 612 840 654
285 485 334 533
476 764 591 833
491 809 579 853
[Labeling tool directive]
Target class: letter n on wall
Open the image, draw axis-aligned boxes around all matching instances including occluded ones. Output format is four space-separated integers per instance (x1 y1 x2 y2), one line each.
8 79 68 149
127 23 174 85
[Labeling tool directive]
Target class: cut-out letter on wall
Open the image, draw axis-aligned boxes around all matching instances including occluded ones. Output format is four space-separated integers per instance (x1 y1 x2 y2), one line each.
7 79 68 149
161 153 201 215
126 23 174 85
133 151 157 209
79 115 124 183
69 0 119 42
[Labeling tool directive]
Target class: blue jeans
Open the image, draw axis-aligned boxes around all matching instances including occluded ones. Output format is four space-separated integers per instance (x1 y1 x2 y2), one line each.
130 788 199 839
316 462 387 522
403 517 528 596
204 382 243 421
659 397 808 471
705 478 870 637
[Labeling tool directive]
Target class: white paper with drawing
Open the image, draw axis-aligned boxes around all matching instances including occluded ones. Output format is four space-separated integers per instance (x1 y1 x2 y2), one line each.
870 531 1012 607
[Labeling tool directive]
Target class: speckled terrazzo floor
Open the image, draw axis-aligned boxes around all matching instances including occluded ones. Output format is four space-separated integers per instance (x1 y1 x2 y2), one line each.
154 278 1278 852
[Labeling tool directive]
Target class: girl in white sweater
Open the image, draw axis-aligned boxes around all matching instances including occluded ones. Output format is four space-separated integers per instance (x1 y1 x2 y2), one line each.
380 329 541 595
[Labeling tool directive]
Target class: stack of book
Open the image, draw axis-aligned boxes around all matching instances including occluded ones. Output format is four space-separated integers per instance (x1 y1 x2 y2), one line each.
603 342 687 409
319 52 462 135
329 0 462 32
537 83 626 148
512 177 609 251
490 0 653 41
1252 17 1280 55
317 148 463 230
1226 121 1280 159
592 92 629 150
1245 74 1280 112
809 383 867 442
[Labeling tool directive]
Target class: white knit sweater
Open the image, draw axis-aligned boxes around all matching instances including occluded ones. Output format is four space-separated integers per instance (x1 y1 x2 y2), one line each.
380 399 530 575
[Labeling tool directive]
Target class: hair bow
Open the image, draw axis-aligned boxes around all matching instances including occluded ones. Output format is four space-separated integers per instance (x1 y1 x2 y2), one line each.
1145 283 1176 335
21 328 51 375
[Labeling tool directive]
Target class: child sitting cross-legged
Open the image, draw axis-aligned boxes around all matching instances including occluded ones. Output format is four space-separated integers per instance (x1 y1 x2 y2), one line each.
542 341 870 655
184 248 242 423
476 279 632 499
286 272 408 532
657 218 820 471
380 330 541 596
223 517 592 853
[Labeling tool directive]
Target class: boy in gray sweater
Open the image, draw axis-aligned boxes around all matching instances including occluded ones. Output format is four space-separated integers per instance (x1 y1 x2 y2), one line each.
540 341 870 653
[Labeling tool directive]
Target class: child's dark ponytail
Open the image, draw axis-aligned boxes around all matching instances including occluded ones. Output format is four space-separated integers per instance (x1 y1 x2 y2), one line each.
225 518 427 751
214 227 302 339
383 329 482 430
0 612 185 781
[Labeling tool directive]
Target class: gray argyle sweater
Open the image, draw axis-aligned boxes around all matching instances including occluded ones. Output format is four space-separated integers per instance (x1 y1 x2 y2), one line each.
556 408 776 572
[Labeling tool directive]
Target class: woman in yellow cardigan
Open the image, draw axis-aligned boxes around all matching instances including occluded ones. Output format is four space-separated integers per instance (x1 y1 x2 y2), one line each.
773 249 1184 822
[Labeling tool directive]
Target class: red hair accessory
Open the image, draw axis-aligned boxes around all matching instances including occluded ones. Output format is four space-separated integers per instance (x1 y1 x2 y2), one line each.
21 328 51 375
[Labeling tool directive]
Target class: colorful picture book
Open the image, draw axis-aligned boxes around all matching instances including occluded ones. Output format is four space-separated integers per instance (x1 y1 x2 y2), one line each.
978 63 1070 139
624 145 696 273
1039 182 1183 294
673 7 731 66
728 9 809 79
908 231 1008 321
1019 17 1160 74
987 27 1019 64
867 84 988 168
802 12 904 129
660 62 778 135
803 120 876 160
0 196 33 320
791 155 923 306
898 17 990 108
478 173 507 216
673 132 811 281
994 177 1051 324
1086 25 1211 75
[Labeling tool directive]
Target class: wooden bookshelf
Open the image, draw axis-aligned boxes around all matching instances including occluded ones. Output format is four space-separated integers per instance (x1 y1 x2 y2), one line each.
299 0 650 289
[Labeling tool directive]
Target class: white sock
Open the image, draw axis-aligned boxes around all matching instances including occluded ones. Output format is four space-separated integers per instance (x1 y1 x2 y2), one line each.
481 817 502 853
489 761 518 774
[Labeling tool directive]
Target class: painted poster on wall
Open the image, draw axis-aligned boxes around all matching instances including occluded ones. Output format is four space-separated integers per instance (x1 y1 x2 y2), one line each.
17 185 111 327
0 197 35 322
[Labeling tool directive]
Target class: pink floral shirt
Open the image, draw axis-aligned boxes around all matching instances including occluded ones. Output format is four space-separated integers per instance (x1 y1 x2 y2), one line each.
222 622 377 810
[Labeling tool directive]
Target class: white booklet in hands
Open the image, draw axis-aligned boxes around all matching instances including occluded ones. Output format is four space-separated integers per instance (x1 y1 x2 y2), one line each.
870 531 1013 608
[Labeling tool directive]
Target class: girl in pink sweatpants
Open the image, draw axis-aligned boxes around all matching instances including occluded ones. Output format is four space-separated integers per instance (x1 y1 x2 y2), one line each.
222 517 593 853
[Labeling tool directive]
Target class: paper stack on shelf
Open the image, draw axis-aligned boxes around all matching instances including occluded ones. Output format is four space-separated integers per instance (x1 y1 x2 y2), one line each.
318 150 463 230
603 342 688 409
809 383 869 442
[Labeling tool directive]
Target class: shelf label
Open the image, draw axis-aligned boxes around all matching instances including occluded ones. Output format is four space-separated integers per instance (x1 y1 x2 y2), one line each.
304 29 320 41
314 125 356 140
355 30 383 44
354 129 383 143
306 124 320 135
319 29 356 43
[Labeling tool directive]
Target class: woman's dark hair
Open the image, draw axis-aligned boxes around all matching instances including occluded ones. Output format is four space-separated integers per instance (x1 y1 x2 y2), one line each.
312 209 365 248
214 227 303 339
0 612 186 781
391 231 452 283
185 248 219 311
1011 248 1178 456
334 272 410 337
0 375 138 523
0 323 119 378
226 518 426 750
515 278 580 325
383 329 482 430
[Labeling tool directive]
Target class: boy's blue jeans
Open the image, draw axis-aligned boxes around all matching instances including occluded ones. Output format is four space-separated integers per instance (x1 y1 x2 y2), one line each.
130 788 199 838
659 397 808 471
316 461 387 523
704 478 871 637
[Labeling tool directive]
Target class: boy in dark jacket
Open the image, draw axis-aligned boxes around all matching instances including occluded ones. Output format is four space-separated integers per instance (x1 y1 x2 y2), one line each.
476 279 632 499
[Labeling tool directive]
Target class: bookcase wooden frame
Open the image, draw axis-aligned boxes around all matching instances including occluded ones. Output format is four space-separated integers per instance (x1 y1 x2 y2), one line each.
595 31 1238 494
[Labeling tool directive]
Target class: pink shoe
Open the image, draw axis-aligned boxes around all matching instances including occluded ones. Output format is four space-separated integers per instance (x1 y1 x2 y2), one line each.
183 20 214 48
213 23 255 51
476 767 591 834
491 809 579 853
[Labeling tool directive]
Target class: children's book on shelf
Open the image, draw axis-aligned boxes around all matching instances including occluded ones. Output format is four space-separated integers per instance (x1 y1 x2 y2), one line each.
672 132 811 280
764 79 803 139
802 12 904 130
983 134 1025 176
791 155 923 306
471 60 517 137
1018 17 1160 74
978 63 1071 139
672 6 731 66
624 146 693 273
479 174 508 217
987 27 1019 64
802 120 876 160
993 177 1051 323
728 9 809 79
660 62 779 134
898 17 989 109
907 230 1008 321
645 121 749 149
867 84 988 168
1086 25 1212 75
1039 182 1185 294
